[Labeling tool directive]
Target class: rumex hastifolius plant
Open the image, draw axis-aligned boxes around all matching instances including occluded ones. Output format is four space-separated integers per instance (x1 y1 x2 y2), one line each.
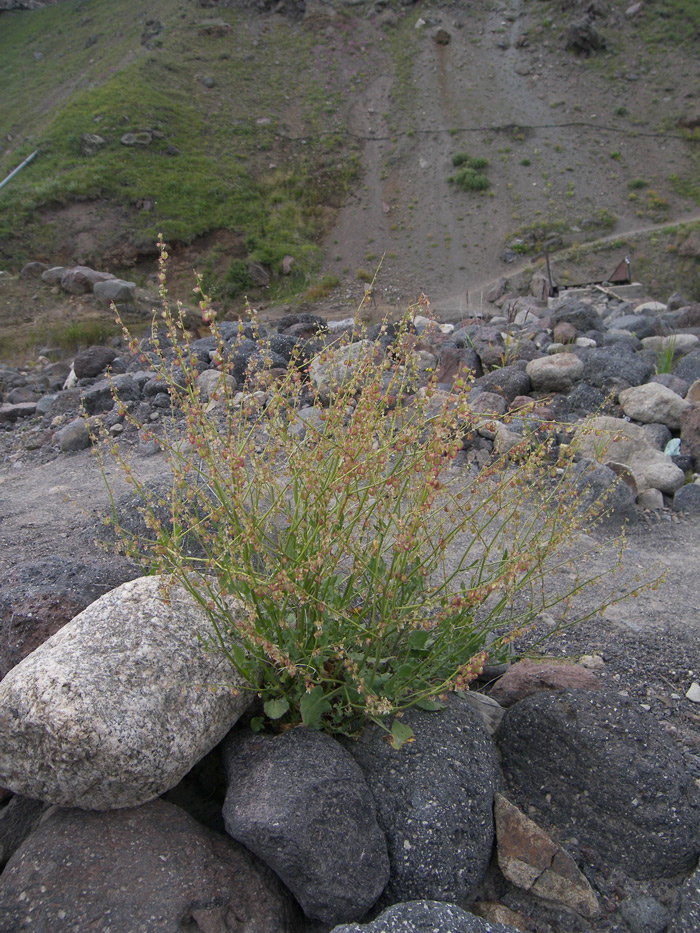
98 245 648 749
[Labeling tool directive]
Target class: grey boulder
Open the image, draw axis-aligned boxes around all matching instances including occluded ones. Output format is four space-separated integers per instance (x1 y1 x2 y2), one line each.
93 278 137 306
222 727 389 924
0 576 251 809
496 689 700 879
344 695 501 906
669 859 700 932
330 900 519 932
0 799 302 932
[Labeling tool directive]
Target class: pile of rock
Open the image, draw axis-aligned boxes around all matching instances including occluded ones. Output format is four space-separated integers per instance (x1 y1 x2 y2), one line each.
0 576 698 931
2 285 700 930
19 260 137 306
3 283 700 516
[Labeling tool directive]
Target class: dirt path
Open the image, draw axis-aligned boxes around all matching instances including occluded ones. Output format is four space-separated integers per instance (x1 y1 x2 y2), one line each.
460 210 700 307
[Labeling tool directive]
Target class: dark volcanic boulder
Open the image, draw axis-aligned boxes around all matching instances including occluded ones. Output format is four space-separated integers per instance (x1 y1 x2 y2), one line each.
0 800 302 931
551 298 603 333
473 364 531 404
575 346 654 391
222 727 389 924
670 860 700 932
330 900 520 932
674 349 700 386
80 373 140 415
496 690 700 879
73 346 118 380
344 695 501 907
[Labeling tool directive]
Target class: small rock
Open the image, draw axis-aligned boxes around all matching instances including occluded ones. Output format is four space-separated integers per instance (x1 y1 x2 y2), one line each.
120 131 152 147
618 383 690 431
494 794 599 918
686 682 700 703
80 133 107 156
488 659 602 707
673 484 700 514
73 345 117 380
578 654 605 670
55 416 92 452
526 353 584 392
619 895 671 933
93 278 137 306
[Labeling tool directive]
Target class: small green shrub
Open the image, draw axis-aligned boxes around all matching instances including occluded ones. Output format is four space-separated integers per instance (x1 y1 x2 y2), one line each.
628 178 649 190
47 319 120 352
102 245 648 745
221 260 253 299
655 336 677 374
303 274 340 302
451 168 491 192
356 268 373 283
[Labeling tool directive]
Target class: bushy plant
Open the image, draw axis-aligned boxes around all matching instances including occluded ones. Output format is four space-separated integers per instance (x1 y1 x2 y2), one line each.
101 243 645 747
302 275 340 302
450 168 491 192
449 153 491 192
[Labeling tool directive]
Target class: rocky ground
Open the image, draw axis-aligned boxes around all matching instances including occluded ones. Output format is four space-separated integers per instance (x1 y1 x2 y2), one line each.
1 260 700 930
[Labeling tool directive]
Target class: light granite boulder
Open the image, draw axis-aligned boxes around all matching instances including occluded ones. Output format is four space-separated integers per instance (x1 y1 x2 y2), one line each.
309 340 373 399
618 383 691 430
577 416 685 495
525 353 584 392
0 576 251 809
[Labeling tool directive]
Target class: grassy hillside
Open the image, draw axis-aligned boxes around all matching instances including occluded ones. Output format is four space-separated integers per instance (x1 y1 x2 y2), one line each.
0 0 362 298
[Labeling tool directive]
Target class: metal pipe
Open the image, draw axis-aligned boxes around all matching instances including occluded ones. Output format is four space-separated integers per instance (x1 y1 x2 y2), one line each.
0 149 39 192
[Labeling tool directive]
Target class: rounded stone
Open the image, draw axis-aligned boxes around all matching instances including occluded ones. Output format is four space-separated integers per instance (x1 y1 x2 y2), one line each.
526 353 584 392
0 576 251 809
496 690 700 879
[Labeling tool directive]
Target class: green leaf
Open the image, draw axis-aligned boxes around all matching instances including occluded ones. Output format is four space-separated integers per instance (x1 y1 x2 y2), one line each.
407 629 431 651
394 663 416 681
390 718 415 749
415 698 447 711
229 644 249 671
264 697 290 720
250 716 264 733
300 686 332 730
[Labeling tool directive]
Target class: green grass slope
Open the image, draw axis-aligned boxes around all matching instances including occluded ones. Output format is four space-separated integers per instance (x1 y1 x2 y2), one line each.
0 0 361 298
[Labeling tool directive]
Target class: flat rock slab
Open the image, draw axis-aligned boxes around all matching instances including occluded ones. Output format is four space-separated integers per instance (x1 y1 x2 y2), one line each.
494 793 599 918
222 727 389 924
488 659 601 707
496 689 700 879
0 576 251 809
0 799 302 932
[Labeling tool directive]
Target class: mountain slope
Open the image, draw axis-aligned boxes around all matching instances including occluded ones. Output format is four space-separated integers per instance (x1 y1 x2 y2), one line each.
1 0 699 310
